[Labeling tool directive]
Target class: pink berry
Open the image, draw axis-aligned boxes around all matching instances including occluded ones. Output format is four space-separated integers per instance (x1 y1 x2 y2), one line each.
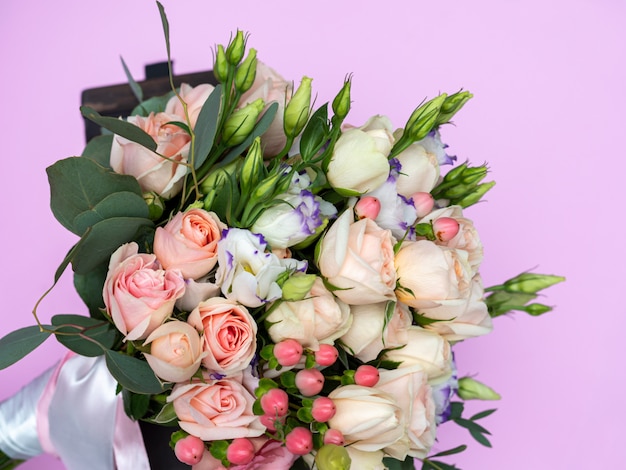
260 388 290 416
274 339 304 367
412 192 435 218
433 217 460 242
354 365 379 387
174 435 205 465
260 414 285 432
315 344 339 366
285 427 313 455
355 196 381 220
311 397 336 422
323 429 345 446
227 438 256 465
295 368 325 396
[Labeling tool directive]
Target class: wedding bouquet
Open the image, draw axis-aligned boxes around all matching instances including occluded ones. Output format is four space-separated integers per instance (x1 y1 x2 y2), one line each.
0 3 564 470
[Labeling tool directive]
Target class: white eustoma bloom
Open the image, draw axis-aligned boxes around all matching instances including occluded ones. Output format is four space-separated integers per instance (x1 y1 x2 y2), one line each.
365 173 418 240
394 143 440 198
214 228 307 308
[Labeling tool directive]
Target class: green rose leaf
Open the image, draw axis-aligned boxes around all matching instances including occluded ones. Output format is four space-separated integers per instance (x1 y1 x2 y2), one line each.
82 134 114 168
0 325 53 370
104 350 170 394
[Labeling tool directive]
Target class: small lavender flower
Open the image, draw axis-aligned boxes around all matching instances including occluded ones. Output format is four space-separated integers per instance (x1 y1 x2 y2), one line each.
431 355 459 424
418 130 456 166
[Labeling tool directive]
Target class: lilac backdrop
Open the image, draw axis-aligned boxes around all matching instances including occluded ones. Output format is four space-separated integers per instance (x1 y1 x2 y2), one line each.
1 0 623 468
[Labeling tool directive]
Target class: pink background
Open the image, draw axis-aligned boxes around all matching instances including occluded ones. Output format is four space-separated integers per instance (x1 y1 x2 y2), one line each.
1 0 623 468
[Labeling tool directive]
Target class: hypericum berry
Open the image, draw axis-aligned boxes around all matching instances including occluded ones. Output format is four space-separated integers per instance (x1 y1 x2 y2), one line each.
274 339 304 367
322 429 345 446
227 438 255 465
433 217 460 242
412 191 435 218
174 435 205 465
354 365 379 387
311 397 336 422
355 196 381 220
260 388 289 416
260 413 285 432
315 344 339 367
285 427 313 455
295 368 325 396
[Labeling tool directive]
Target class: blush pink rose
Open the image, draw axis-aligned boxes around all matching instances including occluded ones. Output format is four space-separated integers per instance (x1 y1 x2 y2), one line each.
153 209 225 280
169 371 265 441
187 297 257 375
103 242 186 341
143 320 205 383
110 112 190 199
317 210 397 305
165 83 215 129
192 439 296 470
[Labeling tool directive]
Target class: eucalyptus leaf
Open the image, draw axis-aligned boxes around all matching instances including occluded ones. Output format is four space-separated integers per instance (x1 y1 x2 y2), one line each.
469 428 492 447
105 350 169 394
47 157 143 235
429 445 468 458
120 56 143 103
131 92 175 116
122 389 151 420
470 409 497 421
383 456 416 470
72 191 149 235
71 217 154 274
0 325 53 370
53 322 117 357
74 263 108 319
82 134 114 168
147 402 178 425
192 84 222 169
81 106 157 151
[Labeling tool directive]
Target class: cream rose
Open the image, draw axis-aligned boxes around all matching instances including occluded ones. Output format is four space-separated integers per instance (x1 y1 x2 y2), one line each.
376 366 436 459
102 242 185 341
394 143 440 197
344 448 386 470
395 240 472 308
110 112 190 199
327 384 404 453
266 277 352 350
165 83 215 129
317 210 396 305
383 327 452 384
340 301 411 362
169 371 265 441
143 320 204 383
188 297 257 375
153 209 225 280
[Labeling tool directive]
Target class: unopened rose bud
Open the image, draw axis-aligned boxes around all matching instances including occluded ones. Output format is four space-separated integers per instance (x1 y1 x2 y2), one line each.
457 377 501 401
174 435 205 465
354 196 381 220
227 438 255 465
213 44 229 83
315 444 351 470
143 191 165 220
223 98 264 146
354 365 379 387
235 48 258 93
433 217 460 242
284 76 312 138
311 397 336 422
315 344 339 367
412 192 435 218
226 30 246 65
274 339 304 367
260 388 290 416
282 274 316 301
332 77 352 120
295 368 325 396
323 429 345 446
285 427 313 455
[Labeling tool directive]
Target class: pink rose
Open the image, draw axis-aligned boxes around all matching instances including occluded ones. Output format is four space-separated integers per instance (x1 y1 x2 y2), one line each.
192 439 296 470
153 209 225 280
143 320 205 383
165 83 215 129
103 242 185 341
238 61 293 157
187 297 257 375
317 210 397 305
169 371 265 441
110 112 190 199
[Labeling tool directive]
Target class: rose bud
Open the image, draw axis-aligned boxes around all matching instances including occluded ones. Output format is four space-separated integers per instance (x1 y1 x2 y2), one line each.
433 217 460 242
412 192 435 218
354 196 381 220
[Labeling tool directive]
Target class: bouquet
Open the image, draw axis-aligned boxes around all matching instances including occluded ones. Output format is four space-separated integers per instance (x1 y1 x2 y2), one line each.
0 3 564 469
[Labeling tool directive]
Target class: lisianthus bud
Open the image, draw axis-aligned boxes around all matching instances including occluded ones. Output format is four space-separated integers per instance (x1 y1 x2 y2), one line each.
354 196 381 220
413 192 435 217
284 76 312 138
437 90 473 125
274 338 304 366
282 274 317 301
235 48 258 93
213 44 229 83
174 435 205 465
295 368 325 396
227 438 255 465
223 98 264 146
332 77 352 120
226 30 246 65
143 191 165 220
457 377 501 400
405 94 447 142
433 217 460 242
240 137 264 194
285 427 313 455
315 444 351 470
502 273 566 294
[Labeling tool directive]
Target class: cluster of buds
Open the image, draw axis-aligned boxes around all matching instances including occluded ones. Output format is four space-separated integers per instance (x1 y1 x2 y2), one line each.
430 162 496 208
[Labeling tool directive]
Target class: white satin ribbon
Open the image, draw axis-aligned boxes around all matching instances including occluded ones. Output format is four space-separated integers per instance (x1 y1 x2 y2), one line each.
0 353 150 470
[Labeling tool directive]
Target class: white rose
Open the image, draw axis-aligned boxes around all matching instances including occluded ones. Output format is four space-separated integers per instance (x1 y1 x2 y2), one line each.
344 448 386 470
394 143 440 197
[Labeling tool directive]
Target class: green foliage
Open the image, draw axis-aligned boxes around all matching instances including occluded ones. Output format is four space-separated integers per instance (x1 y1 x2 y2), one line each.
81 134 113 168
122 388 151 420
0 449 24 470
192 84 222 170
0 325 53 370
104 350 170 394
81 106 157 151
52 314 118 357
